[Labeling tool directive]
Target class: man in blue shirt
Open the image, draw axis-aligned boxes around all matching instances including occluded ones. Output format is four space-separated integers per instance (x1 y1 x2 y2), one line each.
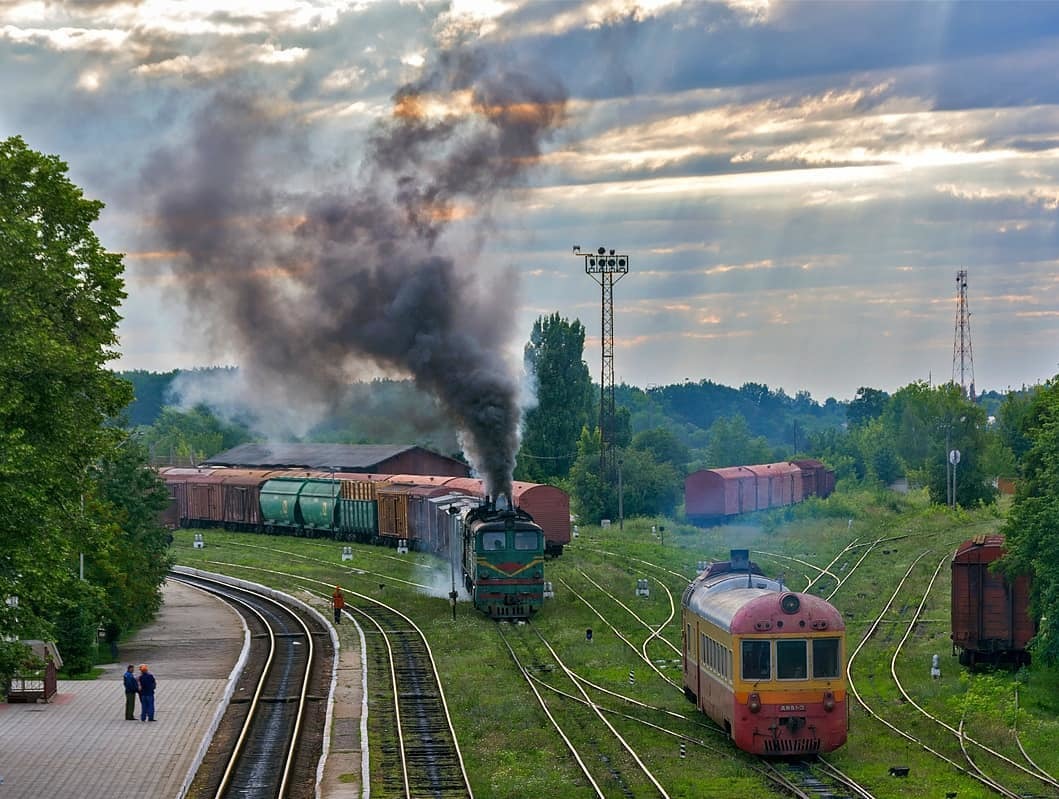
138 664 157 722
123 665 138 720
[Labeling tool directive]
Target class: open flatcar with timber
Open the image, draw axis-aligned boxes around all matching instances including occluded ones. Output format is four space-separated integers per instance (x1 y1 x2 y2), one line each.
951 534 1035 667
682 550 847 755
461 498 545 619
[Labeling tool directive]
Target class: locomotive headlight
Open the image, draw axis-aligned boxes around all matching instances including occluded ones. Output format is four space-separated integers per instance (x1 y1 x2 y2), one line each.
780 593 800 614
823 691 835 712
748 692 762 713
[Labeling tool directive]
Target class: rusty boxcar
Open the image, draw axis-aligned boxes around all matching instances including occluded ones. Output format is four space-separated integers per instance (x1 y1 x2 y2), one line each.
951 534 1035 667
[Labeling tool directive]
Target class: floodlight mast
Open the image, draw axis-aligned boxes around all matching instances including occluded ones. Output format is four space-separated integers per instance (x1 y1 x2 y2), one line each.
573 245 630 482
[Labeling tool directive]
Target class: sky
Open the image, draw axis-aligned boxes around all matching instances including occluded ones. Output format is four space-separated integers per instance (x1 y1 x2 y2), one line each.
3 0 1059 406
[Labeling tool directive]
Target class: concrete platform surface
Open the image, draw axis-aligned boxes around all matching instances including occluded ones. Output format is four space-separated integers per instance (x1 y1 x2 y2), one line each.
0 580 245 799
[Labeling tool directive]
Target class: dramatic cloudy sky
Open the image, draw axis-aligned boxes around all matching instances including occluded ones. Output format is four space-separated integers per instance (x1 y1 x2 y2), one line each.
3 0 1059 403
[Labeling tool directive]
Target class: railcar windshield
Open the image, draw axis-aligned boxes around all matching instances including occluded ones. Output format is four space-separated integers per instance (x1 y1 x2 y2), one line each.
777 639 807 679
741 640 771 680
812 638 841 678
481 532 506 550
513 531 540 551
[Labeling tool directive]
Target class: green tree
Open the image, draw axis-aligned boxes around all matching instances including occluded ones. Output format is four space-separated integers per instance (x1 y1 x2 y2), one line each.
140 405 252 464
847 386 889 428
998 378 1059 663
884 382 996 507
568 427 607 523
631 427 690 472
995 388 1040 473
517 314 594 483
0 137 165 682
618 448 681 518
703 414 771 468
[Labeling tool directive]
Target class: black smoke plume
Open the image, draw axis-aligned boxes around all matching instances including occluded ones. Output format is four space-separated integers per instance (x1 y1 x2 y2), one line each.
143 49 566 499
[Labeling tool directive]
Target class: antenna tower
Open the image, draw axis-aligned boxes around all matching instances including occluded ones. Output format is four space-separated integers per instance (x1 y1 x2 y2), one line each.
573 245 629 480
951 269 976 401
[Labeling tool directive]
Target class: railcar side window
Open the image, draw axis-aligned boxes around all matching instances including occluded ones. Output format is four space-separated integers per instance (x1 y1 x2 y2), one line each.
812 638 841 678
741 640 771 680
777 639 807 679
513 531 539 550
482 532 506 551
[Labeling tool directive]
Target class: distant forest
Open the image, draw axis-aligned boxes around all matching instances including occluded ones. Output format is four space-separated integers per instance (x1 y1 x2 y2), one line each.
117 367 1009 467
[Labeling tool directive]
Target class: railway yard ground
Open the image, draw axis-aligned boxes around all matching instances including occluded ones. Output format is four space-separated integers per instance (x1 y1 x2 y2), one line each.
7 485 1058 799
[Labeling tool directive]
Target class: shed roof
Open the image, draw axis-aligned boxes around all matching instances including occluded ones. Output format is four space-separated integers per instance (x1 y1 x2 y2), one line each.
203 443 466 472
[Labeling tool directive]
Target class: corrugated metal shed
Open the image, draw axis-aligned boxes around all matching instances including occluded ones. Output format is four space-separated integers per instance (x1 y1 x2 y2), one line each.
203 443 470 476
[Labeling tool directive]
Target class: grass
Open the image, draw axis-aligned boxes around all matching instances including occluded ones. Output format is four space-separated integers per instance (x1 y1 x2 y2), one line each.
169 487 1057 798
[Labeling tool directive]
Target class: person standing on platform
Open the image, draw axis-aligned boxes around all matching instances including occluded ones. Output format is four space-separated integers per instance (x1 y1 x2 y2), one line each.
331 586 345 624
138 664 157 721
123 665 138 720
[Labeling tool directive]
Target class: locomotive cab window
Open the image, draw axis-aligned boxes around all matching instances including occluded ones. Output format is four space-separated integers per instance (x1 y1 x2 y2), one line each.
741 640 771 680
513 531 539 550
482 532 506 550
777 639 807 680
812 638 841 678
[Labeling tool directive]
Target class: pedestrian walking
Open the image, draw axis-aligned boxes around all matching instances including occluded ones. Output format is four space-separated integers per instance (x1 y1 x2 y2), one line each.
123 665 138 720
138 664 157 722
331 586 345 624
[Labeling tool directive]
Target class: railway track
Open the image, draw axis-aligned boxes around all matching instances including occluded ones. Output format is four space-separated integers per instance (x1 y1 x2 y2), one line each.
497 620 673 798
889 554 1059 796
344 596 472 799
185 558 472 798
171 571 333 799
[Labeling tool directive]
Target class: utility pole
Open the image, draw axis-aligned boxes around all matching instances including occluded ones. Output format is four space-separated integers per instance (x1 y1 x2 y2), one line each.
952 269 976 401
573 245 630 482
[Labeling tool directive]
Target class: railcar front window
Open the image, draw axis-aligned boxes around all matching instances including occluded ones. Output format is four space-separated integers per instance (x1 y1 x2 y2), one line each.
812 638 841 678
513 531 539 551
777 639 807 679
741 640 771 680
482 532 506 551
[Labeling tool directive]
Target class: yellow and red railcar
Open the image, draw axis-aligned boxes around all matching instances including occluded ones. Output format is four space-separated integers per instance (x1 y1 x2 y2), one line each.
681 551 847 755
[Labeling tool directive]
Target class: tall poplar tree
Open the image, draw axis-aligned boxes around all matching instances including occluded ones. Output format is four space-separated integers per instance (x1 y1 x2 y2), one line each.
517 313 594 483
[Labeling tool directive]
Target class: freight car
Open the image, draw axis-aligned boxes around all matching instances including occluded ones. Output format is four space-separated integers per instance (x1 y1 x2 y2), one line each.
685 460 835 524
312 472 571 555
951 534 1035 667
681 550 847 755
157 467 546 619
462 499 545 618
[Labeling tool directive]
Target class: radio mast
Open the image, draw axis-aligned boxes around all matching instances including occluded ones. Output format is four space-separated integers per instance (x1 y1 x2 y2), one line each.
573 245 629 480
951 269 976 401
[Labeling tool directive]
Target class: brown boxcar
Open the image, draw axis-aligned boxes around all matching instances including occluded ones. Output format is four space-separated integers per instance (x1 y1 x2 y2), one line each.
745 463 803 509
951 534 1035 666
374 474 571 554
158 467 221 526
375 484 456 545
217 469 281 530
685 467 758 519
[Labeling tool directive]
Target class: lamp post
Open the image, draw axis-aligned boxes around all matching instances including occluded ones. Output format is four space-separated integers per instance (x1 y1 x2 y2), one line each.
617 455 624 531
447 506 460 620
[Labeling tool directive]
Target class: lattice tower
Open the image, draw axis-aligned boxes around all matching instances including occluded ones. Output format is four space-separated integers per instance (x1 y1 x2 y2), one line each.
951 269 976 401
574 245 629 480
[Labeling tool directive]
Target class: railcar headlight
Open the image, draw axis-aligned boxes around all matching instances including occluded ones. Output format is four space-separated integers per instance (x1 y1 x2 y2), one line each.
823 691 835 712
748 692 762 713
780 593 800 614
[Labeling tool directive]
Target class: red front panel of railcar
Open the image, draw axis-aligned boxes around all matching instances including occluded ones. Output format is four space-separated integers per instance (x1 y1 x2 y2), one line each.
729 691 847 755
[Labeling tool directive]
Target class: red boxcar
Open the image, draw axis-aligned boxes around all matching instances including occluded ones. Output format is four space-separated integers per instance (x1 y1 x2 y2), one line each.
685 467 758 520
951 534 1035 666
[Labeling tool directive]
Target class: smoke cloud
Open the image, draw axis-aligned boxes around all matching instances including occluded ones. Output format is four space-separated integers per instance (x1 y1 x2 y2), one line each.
143 46 567 499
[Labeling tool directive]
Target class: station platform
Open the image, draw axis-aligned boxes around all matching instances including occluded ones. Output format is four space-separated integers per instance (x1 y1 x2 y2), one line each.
0 580 246 799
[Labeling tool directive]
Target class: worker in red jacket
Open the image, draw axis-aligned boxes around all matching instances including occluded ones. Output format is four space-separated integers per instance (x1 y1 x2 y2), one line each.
331 586 345 624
